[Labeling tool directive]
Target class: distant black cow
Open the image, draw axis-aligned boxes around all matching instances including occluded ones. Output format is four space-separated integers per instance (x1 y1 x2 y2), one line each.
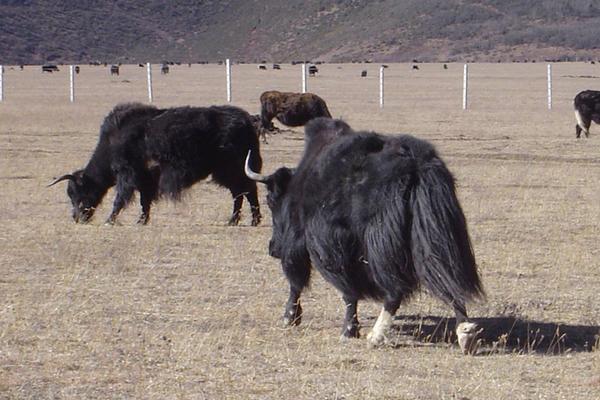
361 70 367 77
412 65 419 70
161 64 169 74
308 65 318 76
42 64 59 73
74 66 80 74
258 65 267 70
574 90 600 138
50 103 263 226
245 118 484 354
110 65 119 75
259 90 332 131
273 64 281 70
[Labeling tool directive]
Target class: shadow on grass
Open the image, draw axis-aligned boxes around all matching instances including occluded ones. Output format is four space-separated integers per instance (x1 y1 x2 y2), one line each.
389 314 599 354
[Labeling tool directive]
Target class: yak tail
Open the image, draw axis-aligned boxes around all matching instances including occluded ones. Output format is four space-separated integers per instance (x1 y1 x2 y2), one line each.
409 158 484 307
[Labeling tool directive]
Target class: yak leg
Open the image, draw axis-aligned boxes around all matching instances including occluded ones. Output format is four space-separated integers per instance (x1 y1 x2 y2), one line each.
137 168 160 225
453 302 480 355
282 258 311 327
340 297 360 339
227 192 244 226
367 298 401 348
106 172 136 225
244 185 262 226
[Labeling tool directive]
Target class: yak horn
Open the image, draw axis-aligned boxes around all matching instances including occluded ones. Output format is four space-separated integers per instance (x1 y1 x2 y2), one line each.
245 151 269 182
47 174 76 187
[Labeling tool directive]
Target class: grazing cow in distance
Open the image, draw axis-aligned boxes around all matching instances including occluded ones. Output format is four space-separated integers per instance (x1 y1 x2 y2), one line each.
574 90 600 138
308 65 318 76
245 117 484 354
161 64 169 74
361 70 367 77
412 65 419 70
273 64 281 70
74 66 80 74
110 65 119 75
259 90 332 131
258 65 267 70
42 64 59 73
50 103 263 226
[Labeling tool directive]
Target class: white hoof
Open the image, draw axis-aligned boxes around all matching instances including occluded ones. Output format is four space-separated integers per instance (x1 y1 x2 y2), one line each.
456 322 481 355
366 330 386 348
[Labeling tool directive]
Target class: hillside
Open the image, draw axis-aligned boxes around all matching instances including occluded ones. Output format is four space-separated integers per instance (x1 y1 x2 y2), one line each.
2 0 600 64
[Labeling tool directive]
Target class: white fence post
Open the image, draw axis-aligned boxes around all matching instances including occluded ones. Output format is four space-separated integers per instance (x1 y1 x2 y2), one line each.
379 66 384 108
146 63 153 103
0 65 3 102
462 64 469 110
226 59 232 102
547 64 552 110
301 63 307 93
69 65 75 103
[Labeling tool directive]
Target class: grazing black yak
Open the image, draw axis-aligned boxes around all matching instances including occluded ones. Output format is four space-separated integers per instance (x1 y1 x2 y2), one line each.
245 118 484 354
574 90 600 138
50 103 263 226
259 90 332 131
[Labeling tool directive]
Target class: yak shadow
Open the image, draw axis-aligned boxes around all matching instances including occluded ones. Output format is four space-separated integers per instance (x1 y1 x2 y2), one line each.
386 314 599 355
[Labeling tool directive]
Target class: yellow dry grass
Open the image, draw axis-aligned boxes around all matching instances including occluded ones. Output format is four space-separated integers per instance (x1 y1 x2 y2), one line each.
1 62 599 399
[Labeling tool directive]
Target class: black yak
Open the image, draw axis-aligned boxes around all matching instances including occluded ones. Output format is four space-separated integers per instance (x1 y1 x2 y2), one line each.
574 90 600 138
50 103 262 226
245 118 484 354
259 90 332 132
110 65 119 75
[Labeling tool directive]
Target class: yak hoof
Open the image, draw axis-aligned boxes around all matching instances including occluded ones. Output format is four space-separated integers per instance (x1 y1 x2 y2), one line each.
282 305 302 327
227 215 240 226
137 214 149 225
366 330 386 348
456 322 481 355
340 325 360 341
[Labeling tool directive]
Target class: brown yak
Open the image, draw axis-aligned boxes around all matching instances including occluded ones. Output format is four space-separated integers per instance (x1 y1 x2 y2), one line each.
259 90 332 132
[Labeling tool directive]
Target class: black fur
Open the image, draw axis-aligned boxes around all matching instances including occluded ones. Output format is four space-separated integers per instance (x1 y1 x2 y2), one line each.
574 90 600 138
258 117 484 338
53 103 262 226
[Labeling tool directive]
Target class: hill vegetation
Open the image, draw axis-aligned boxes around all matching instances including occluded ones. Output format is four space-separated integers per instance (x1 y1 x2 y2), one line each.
2 0 600 64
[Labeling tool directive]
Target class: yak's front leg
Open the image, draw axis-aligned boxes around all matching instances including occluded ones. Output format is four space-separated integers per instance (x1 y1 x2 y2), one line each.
106 173 136 225
227 191 244 226
340 297 360 339
367 298 401 348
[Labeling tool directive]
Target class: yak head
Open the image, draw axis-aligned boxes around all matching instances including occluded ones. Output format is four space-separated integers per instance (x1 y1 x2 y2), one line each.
49 170 100 223
245 153 294 259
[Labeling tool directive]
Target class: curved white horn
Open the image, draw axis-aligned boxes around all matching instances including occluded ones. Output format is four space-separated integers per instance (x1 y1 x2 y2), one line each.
244 151 269 182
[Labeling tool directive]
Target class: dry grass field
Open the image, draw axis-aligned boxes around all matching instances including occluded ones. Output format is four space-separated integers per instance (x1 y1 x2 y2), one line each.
1 62 599 399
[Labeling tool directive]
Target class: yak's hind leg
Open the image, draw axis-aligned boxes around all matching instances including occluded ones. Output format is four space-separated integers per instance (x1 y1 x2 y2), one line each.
137 167 160 225
282 256 311 327
340 297 360 339
453 302 480 355
227 191 244 226
244 183 262 226
367 298 401 348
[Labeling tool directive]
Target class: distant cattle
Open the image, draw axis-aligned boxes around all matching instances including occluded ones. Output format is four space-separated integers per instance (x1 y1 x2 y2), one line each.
443 64 448 70
308 65 318 76
258 65 267 70
110 65 119 75
74 66 80 74
273 64 281 70
42 64 59 73
138 63 144 67
412 65 419 70
259 90 332 131
245 117 484 354
161 64 169 74
361 70 367 77
50 103 263 226
574 90 600 138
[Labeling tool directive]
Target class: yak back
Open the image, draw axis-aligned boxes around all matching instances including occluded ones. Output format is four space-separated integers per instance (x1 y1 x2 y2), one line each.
146 105 261 195
574 90 600 113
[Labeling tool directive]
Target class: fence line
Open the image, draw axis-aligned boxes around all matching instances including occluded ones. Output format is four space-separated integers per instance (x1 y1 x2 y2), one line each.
0 62 577 109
